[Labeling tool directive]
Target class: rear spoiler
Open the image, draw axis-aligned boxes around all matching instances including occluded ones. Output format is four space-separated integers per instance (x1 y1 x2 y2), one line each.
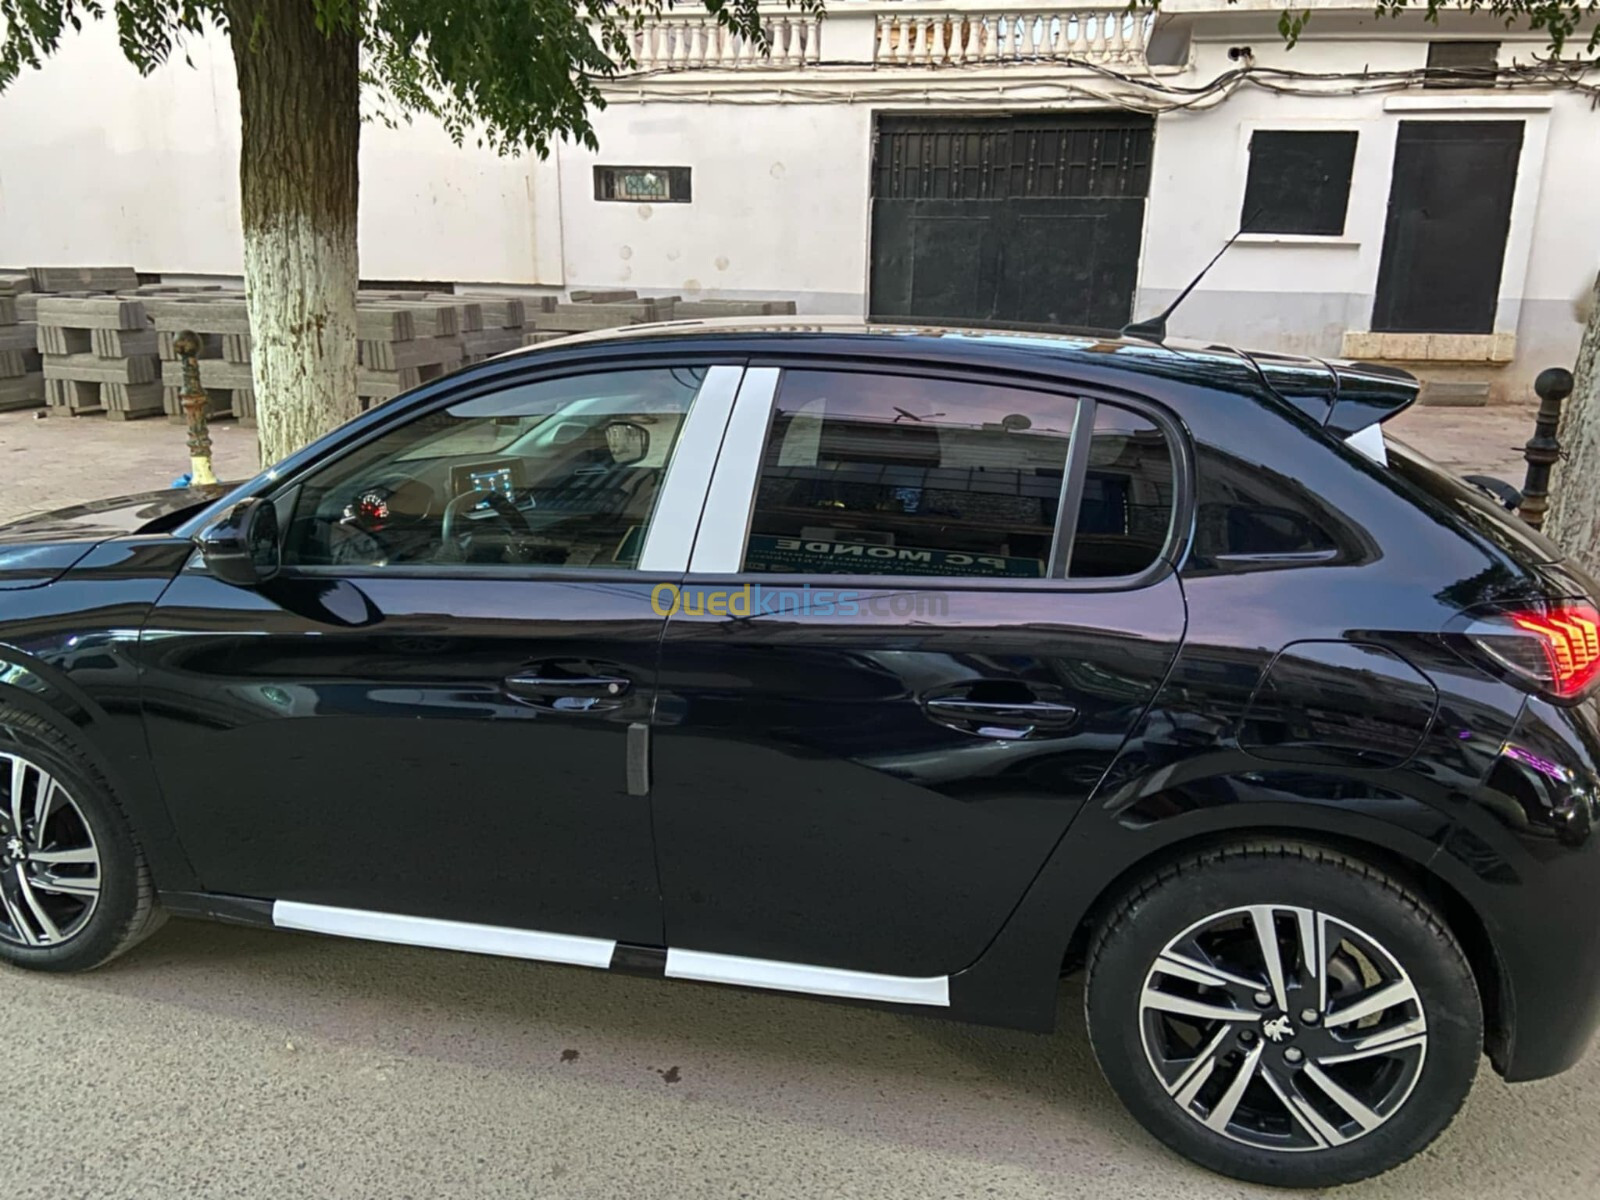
1245 352 1420 438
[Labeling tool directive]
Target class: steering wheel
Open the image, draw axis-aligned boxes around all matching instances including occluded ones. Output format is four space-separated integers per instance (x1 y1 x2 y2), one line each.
439 490 534 561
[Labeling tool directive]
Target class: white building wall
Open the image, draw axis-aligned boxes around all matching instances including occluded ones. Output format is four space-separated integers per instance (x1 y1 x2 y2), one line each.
0 14 1594 393
1140 33 1598 387
0 23 543 284
557 103 871 310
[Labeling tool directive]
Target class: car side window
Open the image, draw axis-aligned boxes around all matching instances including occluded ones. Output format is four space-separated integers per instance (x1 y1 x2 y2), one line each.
740 370 1078 579
281 367 709 571
1069 405 1178 578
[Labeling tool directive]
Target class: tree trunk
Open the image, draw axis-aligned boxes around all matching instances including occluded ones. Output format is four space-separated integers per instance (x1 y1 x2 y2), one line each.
227 0 361 467
1545 276 1600 575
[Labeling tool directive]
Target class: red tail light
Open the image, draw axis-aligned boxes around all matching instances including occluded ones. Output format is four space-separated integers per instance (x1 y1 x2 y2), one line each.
1464 602 1600 700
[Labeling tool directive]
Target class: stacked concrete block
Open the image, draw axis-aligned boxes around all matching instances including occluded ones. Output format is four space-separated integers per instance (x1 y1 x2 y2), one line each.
28 266 140 294
532 297 676 335
146 296 254 423
672 299 798 318
444 292 531 363
0 278 44 411
35 296 163 419
356 301 465 408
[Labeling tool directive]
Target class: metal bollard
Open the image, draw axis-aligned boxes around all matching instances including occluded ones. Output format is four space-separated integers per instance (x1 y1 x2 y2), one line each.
174 329 218 487
1519 367 1574 532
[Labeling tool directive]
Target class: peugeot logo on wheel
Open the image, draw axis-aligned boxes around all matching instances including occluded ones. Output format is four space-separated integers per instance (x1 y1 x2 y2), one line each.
1262 1015 1295 1043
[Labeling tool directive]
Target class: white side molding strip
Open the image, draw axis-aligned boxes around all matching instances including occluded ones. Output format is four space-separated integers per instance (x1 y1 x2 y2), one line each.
665 947 951 1007
272 900 617 970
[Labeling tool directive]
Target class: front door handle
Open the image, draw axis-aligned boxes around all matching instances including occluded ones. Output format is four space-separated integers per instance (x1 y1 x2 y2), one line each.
504 673 632 712
922 697 1079 740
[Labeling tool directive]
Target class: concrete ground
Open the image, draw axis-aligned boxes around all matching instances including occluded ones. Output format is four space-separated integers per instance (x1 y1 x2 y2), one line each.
1 398 1592 1200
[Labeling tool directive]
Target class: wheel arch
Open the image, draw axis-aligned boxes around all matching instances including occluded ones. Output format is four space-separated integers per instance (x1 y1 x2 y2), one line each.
1063 827 1509 1074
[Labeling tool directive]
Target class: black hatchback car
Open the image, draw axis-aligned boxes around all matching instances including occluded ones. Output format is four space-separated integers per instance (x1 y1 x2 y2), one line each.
1 320 1597 1186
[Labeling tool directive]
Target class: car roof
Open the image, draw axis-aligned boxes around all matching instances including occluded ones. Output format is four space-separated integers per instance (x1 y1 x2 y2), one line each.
499 315 1270 396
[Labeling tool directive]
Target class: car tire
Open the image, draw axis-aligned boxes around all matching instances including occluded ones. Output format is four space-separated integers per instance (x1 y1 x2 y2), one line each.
1084 840 1481 1188
0 708 165 971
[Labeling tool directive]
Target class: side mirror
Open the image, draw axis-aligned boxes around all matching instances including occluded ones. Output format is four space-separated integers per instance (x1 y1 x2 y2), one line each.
196 498 281 587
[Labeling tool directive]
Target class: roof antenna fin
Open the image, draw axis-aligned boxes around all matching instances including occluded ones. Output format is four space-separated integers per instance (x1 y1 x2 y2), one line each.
1121 209 1261 343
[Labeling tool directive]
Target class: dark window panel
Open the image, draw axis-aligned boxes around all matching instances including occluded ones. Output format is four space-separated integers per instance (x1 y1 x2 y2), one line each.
1425 41 1500 88
1240 130 1359 236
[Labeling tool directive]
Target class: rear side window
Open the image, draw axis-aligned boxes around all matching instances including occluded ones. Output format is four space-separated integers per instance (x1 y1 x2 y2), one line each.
1070 406 1178 578
741 371 1077 578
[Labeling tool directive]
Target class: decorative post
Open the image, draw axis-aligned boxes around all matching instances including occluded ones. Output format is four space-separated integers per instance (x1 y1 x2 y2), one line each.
1519 366 1574 532
174 329 218 487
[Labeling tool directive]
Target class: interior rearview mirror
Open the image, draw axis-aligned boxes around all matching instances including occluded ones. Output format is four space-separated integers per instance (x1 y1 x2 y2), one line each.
604 420 650 466
196 497 281 587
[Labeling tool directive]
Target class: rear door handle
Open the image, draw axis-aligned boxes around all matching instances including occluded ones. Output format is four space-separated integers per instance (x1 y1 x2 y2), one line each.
504 674 632 712
923 698 1079 739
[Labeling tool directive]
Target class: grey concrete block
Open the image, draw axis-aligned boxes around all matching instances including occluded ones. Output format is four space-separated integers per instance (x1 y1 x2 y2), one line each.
359 338 464 372
674 299 798 318
0 274 31 300
43 352 159 385
0 374 44 412
454 294 527 329
569 289 638 303
521 331 569 346
0 297 16 325
90 328 159 358
1419 380 1492 407
460 330 524 362
44 378 106 413
16 295 40 322
222 333 252 363
102 382 166 420
28 266 139 293
357 359 458 399
0 324 36 354
144 298 251 335
537 304 653 332
0 349 41 378
356 307 415 342
35 296 147 331
36 327 92 355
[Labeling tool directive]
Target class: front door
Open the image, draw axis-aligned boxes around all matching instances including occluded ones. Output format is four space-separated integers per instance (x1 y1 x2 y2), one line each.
138 362 740 945
650 366 1186 990
869 113 1153 329
1371 119 1523 333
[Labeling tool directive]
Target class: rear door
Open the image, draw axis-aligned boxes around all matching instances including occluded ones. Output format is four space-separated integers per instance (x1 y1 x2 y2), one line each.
648 365 1188 997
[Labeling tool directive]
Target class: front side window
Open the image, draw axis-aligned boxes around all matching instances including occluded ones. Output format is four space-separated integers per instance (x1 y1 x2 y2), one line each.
282 367 708 570
741 371 1079 579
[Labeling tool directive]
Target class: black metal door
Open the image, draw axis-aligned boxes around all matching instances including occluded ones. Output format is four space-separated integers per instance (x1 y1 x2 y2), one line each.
1372 120 1523 333
870 114 1153 330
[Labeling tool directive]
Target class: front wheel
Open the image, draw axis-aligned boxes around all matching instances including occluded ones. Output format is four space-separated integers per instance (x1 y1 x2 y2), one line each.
0 709 165 971
1084 842 1481 1188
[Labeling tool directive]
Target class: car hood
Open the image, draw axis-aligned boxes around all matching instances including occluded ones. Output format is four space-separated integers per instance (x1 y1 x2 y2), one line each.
0 484 231 589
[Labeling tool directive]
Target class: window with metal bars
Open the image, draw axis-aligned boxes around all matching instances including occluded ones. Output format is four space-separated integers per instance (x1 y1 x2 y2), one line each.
872 116 1153 201
594 166 692 203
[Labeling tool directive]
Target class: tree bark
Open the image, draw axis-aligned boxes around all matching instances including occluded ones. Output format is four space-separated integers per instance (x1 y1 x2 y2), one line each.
1545 276 1600 575
227 0 361 466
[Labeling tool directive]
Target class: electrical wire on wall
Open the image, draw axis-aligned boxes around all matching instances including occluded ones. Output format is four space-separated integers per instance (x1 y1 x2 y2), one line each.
601 55 1600 112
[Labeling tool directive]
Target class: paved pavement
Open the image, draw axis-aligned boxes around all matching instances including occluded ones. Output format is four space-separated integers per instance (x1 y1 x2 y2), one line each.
3 398 1596 1200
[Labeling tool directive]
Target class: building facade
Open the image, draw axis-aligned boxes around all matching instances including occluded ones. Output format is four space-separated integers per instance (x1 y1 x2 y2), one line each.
1 0 1596 399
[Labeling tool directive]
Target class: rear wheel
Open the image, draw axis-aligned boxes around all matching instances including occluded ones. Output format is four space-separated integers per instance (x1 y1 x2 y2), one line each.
1085 842 1480 1187
0 710 164 971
